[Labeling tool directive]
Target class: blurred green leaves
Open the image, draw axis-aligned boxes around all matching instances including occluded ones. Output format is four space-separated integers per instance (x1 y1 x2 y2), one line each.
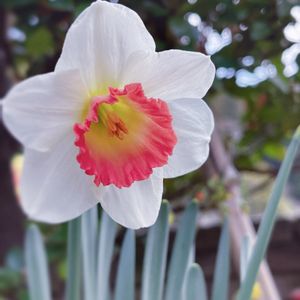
26 27 54 59
0 0 36 8
250 22 271 41
47 0 75 12
0 268 22 292
0 247 25 298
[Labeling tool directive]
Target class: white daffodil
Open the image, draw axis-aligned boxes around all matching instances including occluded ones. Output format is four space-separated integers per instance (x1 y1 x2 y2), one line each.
2 0 215 229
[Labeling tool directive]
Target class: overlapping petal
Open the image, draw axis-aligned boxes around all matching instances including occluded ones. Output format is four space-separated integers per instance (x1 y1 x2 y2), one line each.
55 0 155 92
3 70 86 152
20 133 98 223
163 98 214 178
94 168 164 229
123 49 215 101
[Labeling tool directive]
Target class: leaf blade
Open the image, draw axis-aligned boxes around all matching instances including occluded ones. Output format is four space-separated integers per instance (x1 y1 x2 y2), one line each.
142 201 170 300
65 217 82 300
114 230 136 300
240 235 250 283
184 264 207 300
211 219 230 300
25 224 51 300
81 206 98 300
237 127 300 300
165 201 198 300
96 211 118 300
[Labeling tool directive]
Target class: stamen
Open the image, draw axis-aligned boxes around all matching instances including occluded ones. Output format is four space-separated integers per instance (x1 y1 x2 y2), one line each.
102 111 128 139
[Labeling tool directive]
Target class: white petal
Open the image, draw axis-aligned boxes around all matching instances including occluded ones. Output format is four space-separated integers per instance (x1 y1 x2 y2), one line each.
94 168 164 229
3 70 87 152
123 49 215 100
163 98 214 178
20 133 98 223
55 1 155 92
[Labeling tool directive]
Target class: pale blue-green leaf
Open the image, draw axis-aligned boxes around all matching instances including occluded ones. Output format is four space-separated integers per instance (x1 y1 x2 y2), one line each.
211 219 230 300
184 264 207 300
187 244 195 267
165 201 198 300
237 126 300 300
182 244 196 297
96 211 118 300
65 217 81 300
115 230 135 300
81 206 98 300
240 235 250 283
141 200 170 300
25 224 51 300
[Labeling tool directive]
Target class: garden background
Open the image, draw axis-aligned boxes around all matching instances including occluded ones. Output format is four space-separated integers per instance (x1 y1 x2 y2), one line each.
0 0 300 299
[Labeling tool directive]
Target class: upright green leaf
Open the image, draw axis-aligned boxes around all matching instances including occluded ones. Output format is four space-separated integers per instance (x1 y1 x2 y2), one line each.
96 211 118 300
65 217 81 300
182 245 196 296
81 206 98 300
211 219 230 300
115 230 135 300
237 126 300 300
25 225 51 300
184 264 207 300
240 235 250 283
165 201 198 300
142 201 170 300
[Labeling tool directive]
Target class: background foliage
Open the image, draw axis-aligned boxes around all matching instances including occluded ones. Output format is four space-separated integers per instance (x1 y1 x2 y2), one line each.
0 0 299 299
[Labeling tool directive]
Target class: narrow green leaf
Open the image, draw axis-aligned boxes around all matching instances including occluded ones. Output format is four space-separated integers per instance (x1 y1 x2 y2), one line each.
182 245 196 294
184 264 207 300
96 211 118 300
237 126 300 300
81 206 98 300
211 219 230 300
142 201 170 300
165 201 198 300
65 217 81 300
187 245 195 267
25 224 51 300
240 236 250 283
115 230 135 300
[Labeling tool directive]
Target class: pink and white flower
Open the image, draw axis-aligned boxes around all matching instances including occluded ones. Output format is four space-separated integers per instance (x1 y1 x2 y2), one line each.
2 0 215 229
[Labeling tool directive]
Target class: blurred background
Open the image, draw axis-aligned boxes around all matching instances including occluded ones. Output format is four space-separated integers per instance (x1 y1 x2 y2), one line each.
0 0 300 299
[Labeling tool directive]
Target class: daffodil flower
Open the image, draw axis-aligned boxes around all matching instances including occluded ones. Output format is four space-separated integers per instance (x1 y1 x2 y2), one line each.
2 1 215 229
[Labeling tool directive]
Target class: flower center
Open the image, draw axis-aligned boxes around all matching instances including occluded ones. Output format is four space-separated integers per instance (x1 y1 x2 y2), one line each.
91 95 130 140
74 83 177 188
103 111 128 139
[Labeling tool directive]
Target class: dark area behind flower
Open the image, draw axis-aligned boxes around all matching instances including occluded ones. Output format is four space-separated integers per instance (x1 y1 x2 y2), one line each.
0 0 300 299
